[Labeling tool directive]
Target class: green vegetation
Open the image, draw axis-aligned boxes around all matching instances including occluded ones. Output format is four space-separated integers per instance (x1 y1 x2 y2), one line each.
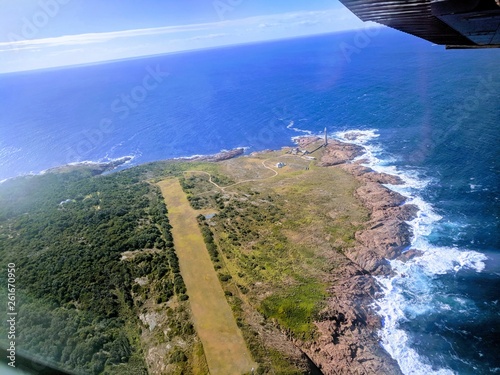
203 191 327 339
0 165 196 374
260 282 326 339
158 178 256 374
182 149 369 373
180 172 234 210
197 215 222 265
0 145 369 374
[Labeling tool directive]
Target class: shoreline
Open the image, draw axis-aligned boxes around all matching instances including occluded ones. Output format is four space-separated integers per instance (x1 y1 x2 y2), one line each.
0 134 414 373
0 156 135 184
242 133 414 373
42 155 134 175
289 134 414 374
0 133 489 374
247 133 488 374
2 138 403 374
307 132 487 375
1 149 247 184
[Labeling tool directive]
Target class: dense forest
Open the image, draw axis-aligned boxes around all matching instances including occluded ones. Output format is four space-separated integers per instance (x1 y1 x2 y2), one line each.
0 152 370 374
0 165 191 374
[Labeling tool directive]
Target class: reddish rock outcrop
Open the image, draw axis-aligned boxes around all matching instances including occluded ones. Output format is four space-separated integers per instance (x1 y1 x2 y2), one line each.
290 137 420 374
318 140 364 167
347 179 418 276
301 255 402 375
296 136 322 148
341 163 404 185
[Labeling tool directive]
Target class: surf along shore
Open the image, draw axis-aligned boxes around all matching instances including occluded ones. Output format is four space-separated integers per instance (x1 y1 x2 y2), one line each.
167 133 414 374
90 135 413 373
283 134 414 374
11 134 414 374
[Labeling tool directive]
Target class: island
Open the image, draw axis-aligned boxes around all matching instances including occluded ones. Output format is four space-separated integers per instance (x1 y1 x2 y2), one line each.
0 135 415 374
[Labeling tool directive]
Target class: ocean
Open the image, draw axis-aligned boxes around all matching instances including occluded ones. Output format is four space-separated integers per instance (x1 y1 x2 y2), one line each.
1 28 499 374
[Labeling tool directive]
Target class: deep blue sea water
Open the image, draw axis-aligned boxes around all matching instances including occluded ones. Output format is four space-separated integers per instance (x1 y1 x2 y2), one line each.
1 28 499 374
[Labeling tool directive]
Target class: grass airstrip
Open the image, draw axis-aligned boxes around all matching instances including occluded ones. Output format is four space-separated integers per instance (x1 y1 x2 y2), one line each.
158 179 256 375
157 143 369 373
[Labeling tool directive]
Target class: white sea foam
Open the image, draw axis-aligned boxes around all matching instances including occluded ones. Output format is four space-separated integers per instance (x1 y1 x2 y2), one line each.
237 146 251 151
173 154 206 160
286 120 313 135
334 129 380 145
0 171 40 184
173 147 248 161
35 155 137 178
336 128 488 375
61 154 136 168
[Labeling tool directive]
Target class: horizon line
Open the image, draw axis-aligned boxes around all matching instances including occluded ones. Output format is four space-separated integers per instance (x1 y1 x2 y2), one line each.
0 26 384 75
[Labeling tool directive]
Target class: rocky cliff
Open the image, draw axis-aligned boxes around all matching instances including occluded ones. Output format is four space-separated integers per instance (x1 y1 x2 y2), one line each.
295 137 419 375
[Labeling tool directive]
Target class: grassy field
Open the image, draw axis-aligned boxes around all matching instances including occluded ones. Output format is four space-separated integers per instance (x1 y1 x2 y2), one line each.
158 145 370 372
157 179 256 375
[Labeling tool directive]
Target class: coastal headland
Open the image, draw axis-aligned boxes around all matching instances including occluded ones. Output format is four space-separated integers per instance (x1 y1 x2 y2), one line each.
165 134 413 374
0 134 414 374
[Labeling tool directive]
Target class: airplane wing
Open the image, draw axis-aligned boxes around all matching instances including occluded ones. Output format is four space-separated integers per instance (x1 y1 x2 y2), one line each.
338 0 500 48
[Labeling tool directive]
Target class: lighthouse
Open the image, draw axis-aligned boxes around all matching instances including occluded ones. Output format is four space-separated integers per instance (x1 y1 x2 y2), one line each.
324 127 328 146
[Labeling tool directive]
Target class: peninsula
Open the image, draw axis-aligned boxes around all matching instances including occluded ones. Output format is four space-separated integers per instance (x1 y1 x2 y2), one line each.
0 134 413 374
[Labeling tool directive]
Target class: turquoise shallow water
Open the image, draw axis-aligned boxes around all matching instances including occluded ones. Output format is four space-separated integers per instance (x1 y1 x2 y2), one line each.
0 28 499 374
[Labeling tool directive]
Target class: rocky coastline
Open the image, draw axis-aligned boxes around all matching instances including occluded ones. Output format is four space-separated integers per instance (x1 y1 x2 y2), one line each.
295 136 418 374
40 139 412 373
39 149 245 178
41 156 133 176
176 147 245 162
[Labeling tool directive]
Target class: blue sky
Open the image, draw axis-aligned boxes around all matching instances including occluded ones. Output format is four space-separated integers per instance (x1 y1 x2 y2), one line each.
0 0 374 73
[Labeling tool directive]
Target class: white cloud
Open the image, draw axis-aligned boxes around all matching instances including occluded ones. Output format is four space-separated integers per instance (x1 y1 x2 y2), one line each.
1 24 215 51
1 8 363 52
187 33 227 41
0 8 370 73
